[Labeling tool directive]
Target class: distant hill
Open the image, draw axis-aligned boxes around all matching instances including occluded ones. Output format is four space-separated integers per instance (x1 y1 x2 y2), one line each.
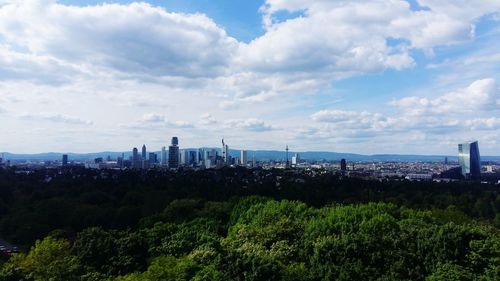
2 150 500 162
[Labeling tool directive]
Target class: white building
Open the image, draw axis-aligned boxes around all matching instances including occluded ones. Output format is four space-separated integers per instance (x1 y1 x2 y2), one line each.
240 150 248 166
291 153 300 166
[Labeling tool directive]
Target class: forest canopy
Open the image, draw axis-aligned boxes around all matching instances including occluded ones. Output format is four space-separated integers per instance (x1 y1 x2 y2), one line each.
0 167 499 280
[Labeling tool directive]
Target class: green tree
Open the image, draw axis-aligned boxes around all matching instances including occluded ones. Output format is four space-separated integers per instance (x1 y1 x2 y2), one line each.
6 237 81 281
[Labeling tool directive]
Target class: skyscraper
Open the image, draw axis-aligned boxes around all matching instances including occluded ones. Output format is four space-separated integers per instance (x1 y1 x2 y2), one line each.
132 147 140 169
292 153 300 166
142 144 147 160
189 150 198 166
161 146 167 165
240 150 247 166
221 139 229 165
62 154 68 166
340 159 347 173
458 141 481 179
149 152 157 165
180 149 189 165
168 137 179 169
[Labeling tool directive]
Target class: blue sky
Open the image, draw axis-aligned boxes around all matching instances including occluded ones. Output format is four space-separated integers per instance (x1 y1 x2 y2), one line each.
0 0 499 155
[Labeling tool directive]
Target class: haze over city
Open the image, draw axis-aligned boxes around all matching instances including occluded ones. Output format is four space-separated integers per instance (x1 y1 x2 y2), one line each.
0 0 499 155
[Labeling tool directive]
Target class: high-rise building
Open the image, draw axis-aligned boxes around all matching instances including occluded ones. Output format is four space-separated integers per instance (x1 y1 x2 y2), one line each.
180 149 189 165
189 150 198 166
149 152 157 165
458 141 481 179
340 159 347 173
291 153 300 166
221 139 229 165
240 150 248 166
62 154 68 166
161 146 167 165
168 137 179 169
142 144 147 160
132 147 140 169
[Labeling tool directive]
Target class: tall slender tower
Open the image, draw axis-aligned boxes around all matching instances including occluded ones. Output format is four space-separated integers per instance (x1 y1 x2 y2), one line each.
141 144 147 160
285 145 289 169
132 147 140 169
161 146 167 165
221 139 229 165
222 139 226 163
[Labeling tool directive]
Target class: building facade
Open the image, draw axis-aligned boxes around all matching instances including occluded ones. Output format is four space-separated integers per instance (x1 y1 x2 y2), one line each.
168 137 179 169
240 150 247 166
458 141 481 179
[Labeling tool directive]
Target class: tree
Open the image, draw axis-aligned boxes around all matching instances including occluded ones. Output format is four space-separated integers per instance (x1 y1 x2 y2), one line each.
5 237 81 281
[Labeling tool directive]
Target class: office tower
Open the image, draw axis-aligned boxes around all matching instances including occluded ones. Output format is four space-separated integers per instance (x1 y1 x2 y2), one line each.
198 148 205 163
168 137 179 168
292 153 300 166
458 141 481 179
132 147 140 169
161 146 167 165
221 139 229 165
240 150 248 166
444 157 448 165
62 154 68 166
340 159 347 173
149 152 157 165
142 144 147 160
189 150 198 165
180 150 189 165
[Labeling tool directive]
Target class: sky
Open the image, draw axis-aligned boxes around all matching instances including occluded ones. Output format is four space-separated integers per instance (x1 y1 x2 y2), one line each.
0 0 499 155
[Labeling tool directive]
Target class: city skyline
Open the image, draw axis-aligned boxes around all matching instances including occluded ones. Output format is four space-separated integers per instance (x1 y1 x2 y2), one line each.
0 0 499 155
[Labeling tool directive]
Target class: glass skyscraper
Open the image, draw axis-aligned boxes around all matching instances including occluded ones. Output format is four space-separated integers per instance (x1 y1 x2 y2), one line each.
458 141 481 179
168 137 179 169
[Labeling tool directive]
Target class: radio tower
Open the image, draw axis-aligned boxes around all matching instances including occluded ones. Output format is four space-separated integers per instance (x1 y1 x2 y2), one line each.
285 145 289 169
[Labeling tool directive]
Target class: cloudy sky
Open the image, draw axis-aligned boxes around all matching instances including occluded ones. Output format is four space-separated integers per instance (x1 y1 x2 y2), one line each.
0 0 499 155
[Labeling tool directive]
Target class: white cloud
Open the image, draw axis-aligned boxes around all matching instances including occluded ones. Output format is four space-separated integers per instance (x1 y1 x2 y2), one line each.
140 113 166 123
225 118 277 132
219 100 239 110
127 113 193 129
465 117 500 130
199 113 217 125
244 0 500 86
19 112 93 125
311 110 396 131
0 1 238 79
391 78 499 115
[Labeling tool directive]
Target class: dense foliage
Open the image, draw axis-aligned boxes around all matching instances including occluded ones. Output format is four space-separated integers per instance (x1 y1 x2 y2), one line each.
0 167 499 280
